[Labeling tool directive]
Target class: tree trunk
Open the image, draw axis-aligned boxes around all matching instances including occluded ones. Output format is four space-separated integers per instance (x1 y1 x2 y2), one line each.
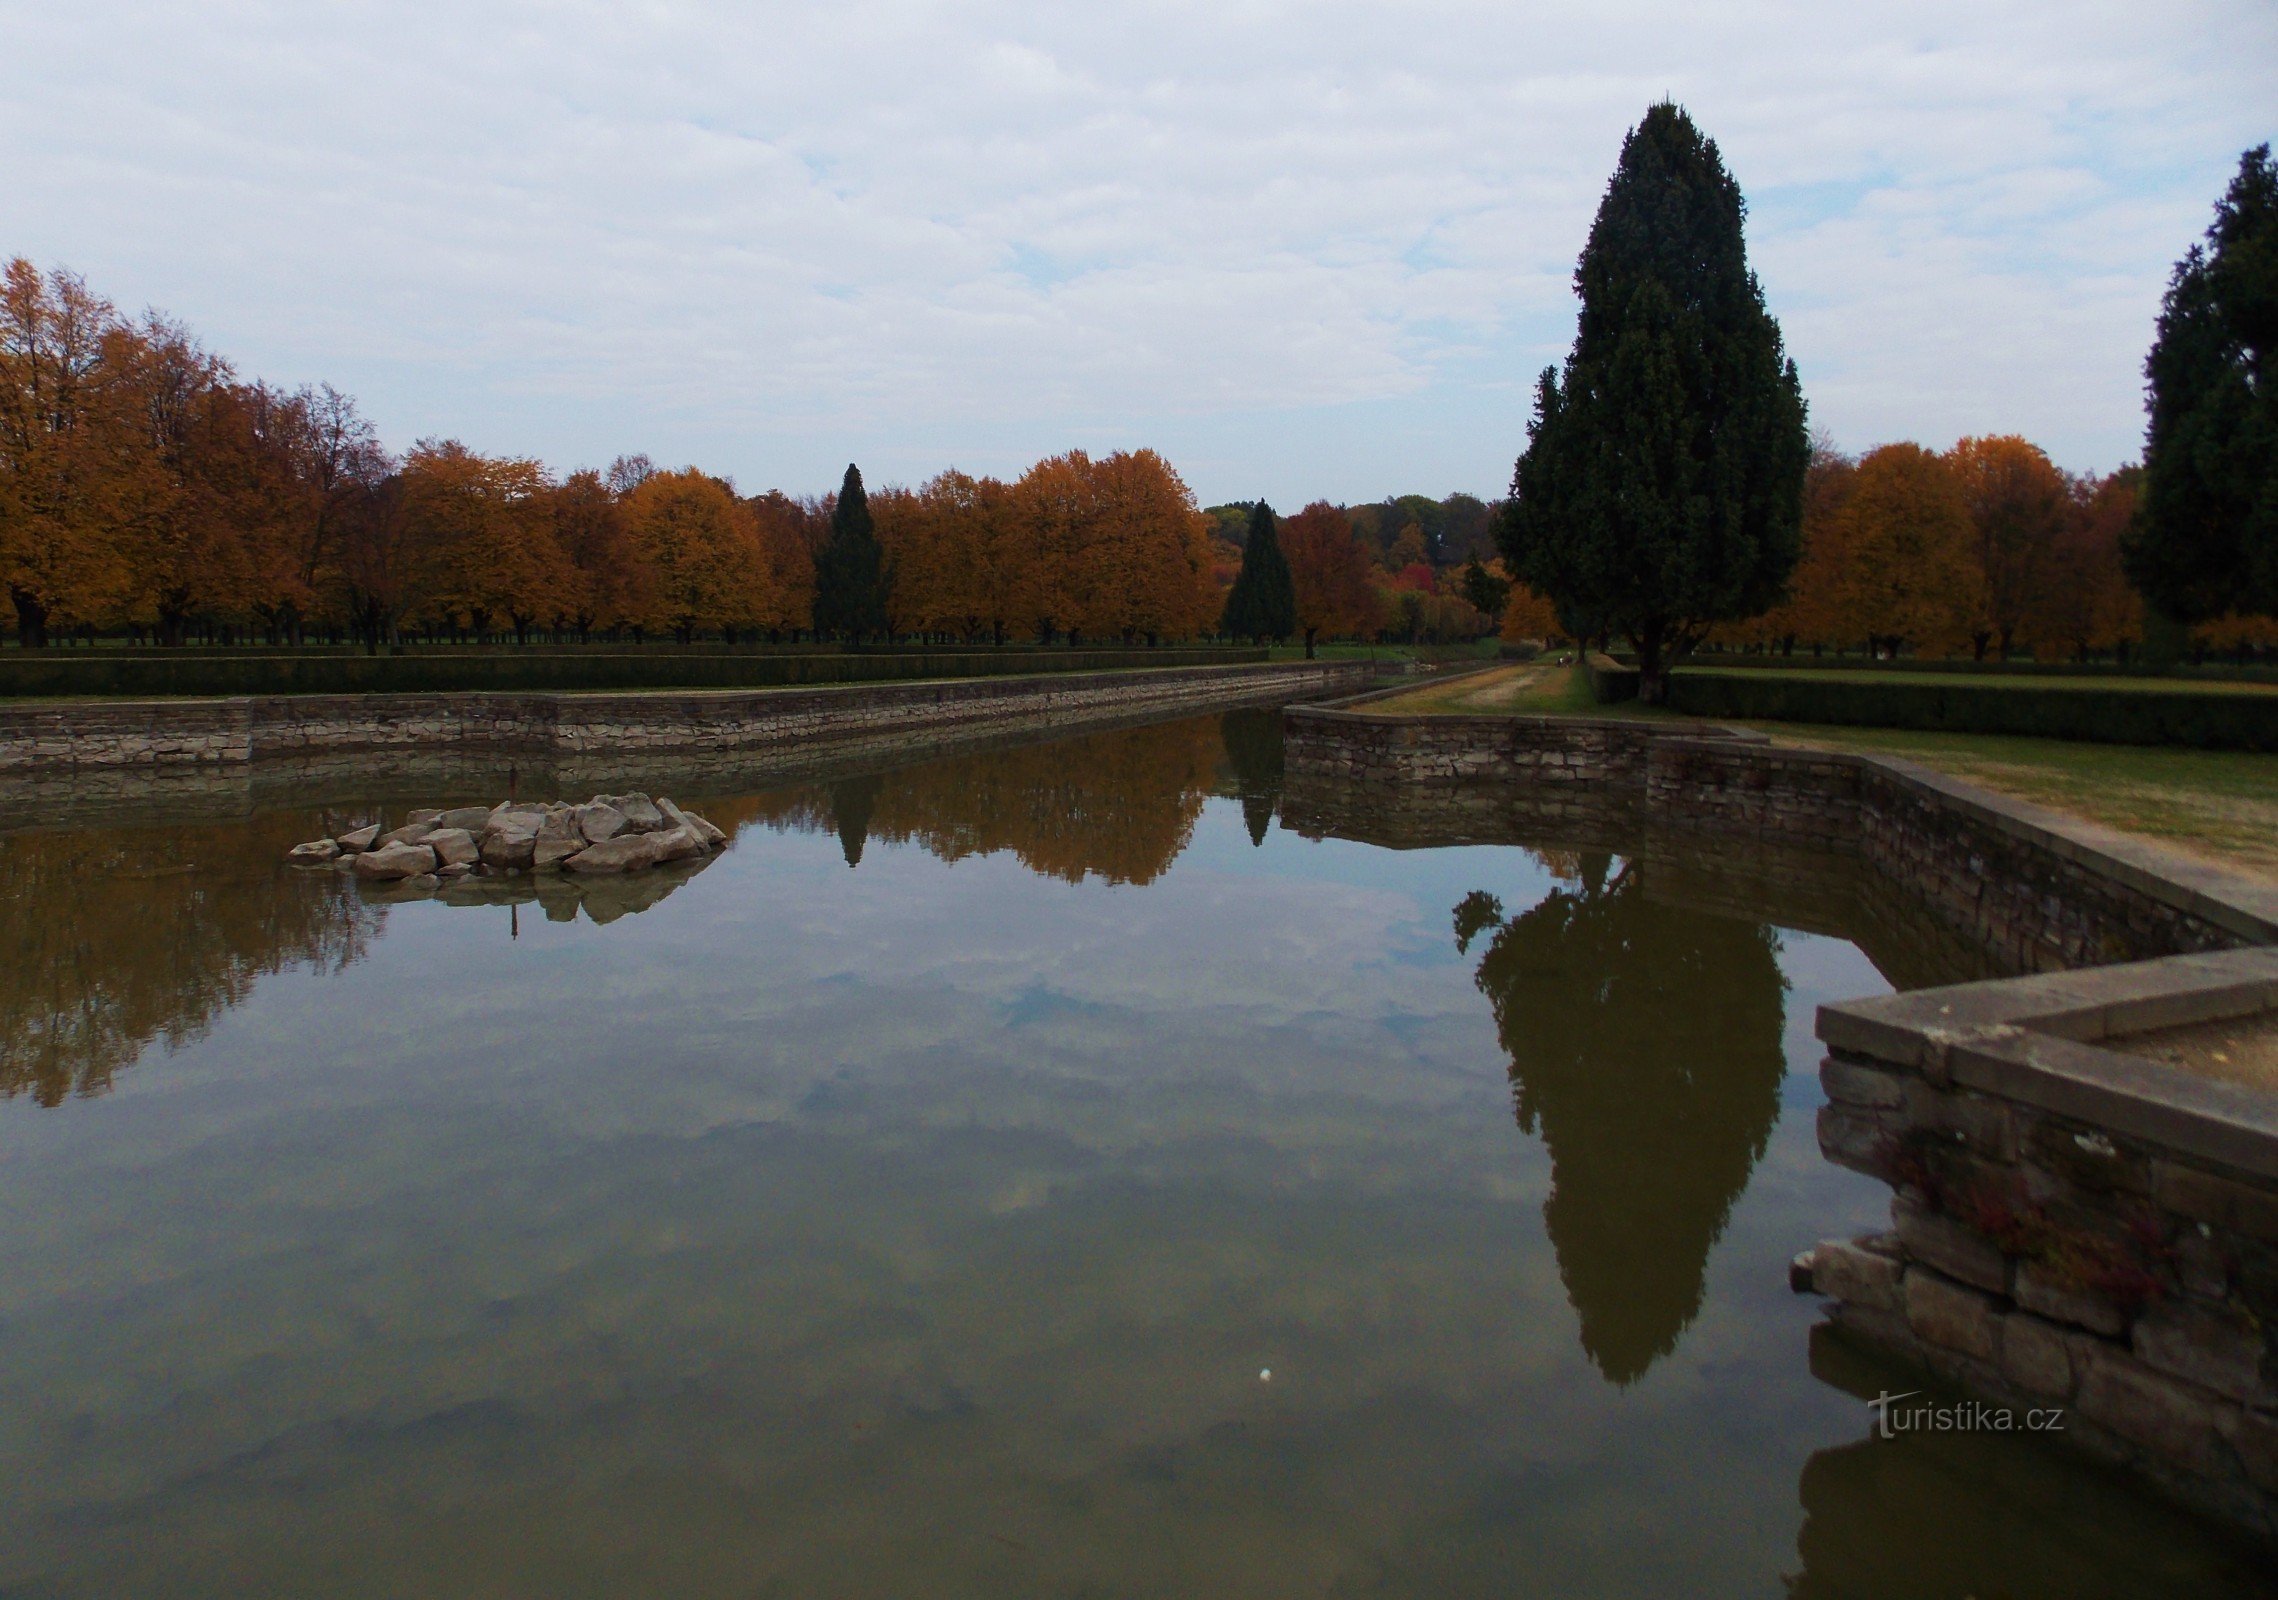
1633 620 1669 706
11 587 50 648
1303 627 1317 660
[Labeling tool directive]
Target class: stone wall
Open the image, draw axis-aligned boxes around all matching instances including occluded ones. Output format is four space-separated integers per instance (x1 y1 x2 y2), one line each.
1807 958 2278 1535
1284 695 2278 1535
0 661 1375 775
1282 706 2278 966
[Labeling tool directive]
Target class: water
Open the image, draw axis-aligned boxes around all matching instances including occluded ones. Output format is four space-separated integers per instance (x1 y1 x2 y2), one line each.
1 710 2268 1596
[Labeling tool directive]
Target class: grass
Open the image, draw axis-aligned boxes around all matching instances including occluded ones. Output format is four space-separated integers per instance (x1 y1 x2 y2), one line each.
1751 722 2278 882
1680 665 2278 697
1355 663 2278 881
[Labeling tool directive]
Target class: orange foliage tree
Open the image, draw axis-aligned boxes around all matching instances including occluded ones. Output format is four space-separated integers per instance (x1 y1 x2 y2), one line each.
1827 444 1986 657
1947 434 2071 660
623 469 775 642
1281 500 1379 653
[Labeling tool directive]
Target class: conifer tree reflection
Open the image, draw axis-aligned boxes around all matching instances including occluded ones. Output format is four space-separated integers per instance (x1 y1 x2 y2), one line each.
1 817 380 1107
741 718 1220 885
1217 707 1284 847
1456 856 1789 1383
829 774 881 868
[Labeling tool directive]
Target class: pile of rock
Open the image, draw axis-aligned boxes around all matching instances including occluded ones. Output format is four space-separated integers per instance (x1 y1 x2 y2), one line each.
288 793 727 889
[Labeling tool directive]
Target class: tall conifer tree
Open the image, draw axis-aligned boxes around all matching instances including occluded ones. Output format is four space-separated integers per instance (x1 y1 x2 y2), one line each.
813 463 888 642
2124 145 2278 625
1500 102 1807 703
1219 500 1296 644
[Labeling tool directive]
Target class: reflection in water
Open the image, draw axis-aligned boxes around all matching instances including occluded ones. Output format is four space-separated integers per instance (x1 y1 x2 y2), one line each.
1789 1326 2272 1598
0 816 381 1106
740 716 1224 886
1218 707 1284 846
1456 852 1789 1384
4 711 2274 1594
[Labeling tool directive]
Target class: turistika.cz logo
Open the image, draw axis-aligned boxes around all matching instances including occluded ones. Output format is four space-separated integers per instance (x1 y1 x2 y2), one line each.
1867 1390 2066 1440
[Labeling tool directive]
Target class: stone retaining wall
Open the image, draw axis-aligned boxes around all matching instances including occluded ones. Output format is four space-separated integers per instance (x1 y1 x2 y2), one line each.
1809 959 2278 1536
0 661 1376 775
1282 706 2278 966
1283 698 2278 1535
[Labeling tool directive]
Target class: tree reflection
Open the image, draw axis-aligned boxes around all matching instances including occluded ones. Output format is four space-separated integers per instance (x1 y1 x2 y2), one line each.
1456 855 1789 1384
1 816 381 1107
735 717 1223 886
1217 707 1284 847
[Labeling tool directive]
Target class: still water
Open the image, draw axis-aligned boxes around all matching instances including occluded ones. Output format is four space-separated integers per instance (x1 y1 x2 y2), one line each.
1 710 2269 1596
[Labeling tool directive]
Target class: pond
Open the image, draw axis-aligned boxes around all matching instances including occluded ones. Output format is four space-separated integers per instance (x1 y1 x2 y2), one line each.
1 709 2270 1597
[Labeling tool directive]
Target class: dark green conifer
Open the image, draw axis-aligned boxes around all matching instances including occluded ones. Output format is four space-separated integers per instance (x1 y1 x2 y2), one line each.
1500 102 1808 703
813 463 889 642
2124 145 2278 625
1219 500 1296 644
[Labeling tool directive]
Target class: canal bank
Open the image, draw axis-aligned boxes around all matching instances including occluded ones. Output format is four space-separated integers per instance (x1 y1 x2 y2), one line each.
0 658 1379 775
1283 695 2278 1539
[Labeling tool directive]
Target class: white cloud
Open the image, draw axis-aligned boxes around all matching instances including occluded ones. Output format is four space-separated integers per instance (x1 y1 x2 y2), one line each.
2 0 2269 500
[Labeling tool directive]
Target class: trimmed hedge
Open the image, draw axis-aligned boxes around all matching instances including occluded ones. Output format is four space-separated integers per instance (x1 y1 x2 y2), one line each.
1585 652 1640 704
1613 651 2278 686
0 646 1266 700
1668 669 2278 751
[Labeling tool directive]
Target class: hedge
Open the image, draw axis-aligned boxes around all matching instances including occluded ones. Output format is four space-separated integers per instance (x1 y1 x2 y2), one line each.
1612 651 2278 686
1585 652 1640 705
0 646 1267 700
1667 669 2278 752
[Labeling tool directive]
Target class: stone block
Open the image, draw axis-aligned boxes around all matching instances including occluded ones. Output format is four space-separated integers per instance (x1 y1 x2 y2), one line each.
2076 1345 2229 1478
2026 1117 2152 1198
1821 1058 1906 1110
1895 1198 2011 1294
2013 1261 2130 1338
2219 1408 2278 1495
2000 1311 2079 1400
2155 1161 2278 1245
1905 1267 2001 1364
2133 1302 2273 1406
1817 1104 1891 1175
1811 1236 1904 1313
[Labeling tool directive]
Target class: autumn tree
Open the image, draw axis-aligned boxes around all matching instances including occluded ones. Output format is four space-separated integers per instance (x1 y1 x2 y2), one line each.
1501 102 1809 702
398 440 563 642
2033 470 2143 661
623 468 773 642
550 469 645 637
1220 500 1295 643
2126 145 2278 627
1947 434 2070 659
1087 448 1216 643
1281 500 1378 657
746 489 819 639
813 463 888 642
1827 444 1984 657
0 260 137 644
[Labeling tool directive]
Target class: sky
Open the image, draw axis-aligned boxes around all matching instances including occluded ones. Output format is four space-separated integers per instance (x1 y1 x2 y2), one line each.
3 1 2271 507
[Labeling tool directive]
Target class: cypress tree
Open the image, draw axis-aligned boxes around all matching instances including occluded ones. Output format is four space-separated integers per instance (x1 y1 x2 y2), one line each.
2124 145 2278 626
1500 102 1808 703
813 463 889 642
1219 500 1297 645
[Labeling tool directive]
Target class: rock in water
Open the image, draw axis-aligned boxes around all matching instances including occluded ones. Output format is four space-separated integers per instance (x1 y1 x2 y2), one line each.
288 839 342 865
614 793 668 834
576 802 630 843
563 833 667 874
435 806 492 831
336 824 381 853
352 842 440 880
427 828 480 869
378 821 437 848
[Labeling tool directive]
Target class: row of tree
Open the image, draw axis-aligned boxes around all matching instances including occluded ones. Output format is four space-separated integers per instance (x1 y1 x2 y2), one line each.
1497 105 2277 699
0 260 1275 649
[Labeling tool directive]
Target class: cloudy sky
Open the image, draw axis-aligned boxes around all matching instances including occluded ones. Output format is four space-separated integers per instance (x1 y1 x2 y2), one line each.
4 1 2270 506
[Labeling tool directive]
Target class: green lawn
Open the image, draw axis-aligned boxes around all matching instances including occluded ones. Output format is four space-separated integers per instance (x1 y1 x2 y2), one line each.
1680 665 2278 697
1356 663 2278 881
